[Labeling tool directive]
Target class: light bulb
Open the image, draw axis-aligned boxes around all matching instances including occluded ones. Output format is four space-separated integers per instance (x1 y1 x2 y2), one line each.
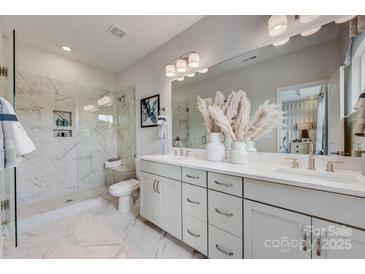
176 59 187 73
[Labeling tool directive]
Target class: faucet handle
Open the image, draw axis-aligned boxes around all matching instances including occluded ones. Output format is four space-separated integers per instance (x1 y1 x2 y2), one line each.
285 157 299 168
326 160 344 172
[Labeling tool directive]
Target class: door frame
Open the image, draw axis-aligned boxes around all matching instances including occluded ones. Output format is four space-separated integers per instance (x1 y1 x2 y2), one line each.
276 79 328 153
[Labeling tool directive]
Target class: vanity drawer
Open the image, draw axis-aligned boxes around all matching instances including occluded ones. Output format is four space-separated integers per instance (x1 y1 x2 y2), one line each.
208 172 242 197
183 214 208 256
208 225 242 259
244 178 365 229
208 189 242 237
182 183 207 221
141 160 181 181
182 167 207 187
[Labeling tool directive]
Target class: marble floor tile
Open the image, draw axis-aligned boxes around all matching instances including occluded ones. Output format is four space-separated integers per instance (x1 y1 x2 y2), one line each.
3 196 205 259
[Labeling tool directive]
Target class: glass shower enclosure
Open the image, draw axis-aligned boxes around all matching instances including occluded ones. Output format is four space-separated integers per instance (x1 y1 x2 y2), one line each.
0 27 17 250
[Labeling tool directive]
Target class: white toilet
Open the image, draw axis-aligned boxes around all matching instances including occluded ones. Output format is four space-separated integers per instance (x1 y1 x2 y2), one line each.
109 160 141 212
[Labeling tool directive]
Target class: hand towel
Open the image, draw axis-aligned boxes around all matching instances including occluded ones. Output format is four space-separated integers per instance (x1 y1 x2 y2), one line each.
0 97 36 169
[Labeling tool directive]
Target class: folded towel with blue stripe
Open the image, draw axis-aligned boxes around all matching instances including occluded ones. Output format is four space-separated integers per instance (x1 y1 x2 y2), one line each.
0 97 36 169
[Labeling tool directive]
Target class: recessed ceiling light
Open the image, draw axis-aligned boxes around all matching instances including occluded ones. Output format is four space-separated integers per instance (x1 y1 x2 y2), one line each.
301 26 321 37
273 38 290 47
62 46 71 52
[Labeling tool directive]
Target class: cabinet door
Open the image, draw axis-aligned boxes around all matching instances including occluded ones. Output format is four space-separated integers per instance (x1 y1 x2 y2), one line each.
312 218 365 259
140 172 160 225
244 200 311 259
159 176 182 240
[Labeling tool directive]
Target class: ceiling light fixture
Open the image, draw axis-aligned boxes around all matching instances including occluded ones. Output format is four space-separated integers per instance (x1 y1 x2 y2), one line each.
165 64 176 77
268 15 288 36
188 53 200 68
187 73 196 77
62 46 71 52
199 68 208 73
299 15 320 24
335 16 356 24
301 26 321 37
176 59 187 73
177 77 185 81
273 37 290 47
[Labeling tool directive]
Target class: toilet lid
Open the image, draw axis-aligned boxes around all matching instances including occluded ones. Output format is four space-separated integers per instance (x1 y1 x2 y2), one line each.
110 179 140 191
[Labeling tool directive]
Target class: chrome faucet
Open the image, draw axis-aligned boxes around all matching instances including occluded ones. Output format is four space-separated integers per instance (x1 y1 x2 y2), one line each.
326 160 344 172
285 157 299 168
307 142 316 170
175 140 184 157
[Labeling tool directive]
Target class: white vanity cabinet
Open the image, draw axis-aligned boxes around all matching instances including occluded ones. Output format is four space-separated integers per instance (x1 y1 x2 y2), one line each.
244 200 311 259
312 218 365 259
140 161 182 240
140 158 365 259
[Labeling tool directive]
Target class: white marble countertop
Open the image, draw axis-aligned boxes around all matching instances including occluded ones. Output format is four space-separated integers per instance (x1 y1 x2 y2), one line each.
139 154 365 198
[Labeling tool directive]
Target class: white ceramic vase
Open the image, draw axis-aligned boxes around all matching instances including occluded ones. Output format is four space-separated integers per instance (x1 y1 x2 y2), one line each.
246 140 257 152
230 142 248 164
206 132 225 162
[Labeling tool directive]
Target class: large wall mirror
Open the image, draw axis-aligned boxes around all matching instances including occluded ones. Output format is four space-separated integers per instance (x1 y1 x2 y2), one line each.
172 22 365 156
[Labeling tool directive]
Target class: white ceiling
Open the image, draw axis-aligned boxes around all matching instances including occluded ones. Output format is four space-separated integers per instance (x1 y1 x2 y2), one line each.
0 15 204 73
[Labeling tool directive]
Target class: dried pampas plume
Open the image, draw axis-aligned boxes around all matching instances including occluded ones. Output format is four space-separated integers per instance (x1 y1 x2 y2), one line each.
197 90 283 142
208 105 236 141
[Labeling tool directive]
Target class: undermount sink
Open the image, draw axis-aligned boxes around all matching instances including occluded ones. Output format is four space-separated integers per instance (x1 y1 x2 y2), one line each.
274 167 360 185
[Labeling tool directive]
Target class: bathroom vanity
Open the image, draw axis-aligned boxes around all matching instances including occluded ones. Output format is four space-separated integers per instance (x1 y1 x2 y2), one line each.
139 154 365 259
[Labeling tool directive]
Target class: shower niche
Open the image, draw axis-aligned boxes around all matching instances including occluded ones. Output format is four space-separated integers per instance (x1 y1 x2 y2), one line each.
53 110 73 137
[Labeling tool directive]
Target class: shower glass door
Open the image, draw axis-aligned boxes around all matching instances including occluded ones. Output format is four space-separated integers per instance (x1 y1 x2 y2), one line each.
0 27 17 251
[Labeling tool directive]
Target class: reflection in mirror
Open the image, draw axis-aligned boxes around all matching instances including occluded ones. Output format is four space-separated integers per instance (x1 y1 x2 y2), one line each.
172 22 358 155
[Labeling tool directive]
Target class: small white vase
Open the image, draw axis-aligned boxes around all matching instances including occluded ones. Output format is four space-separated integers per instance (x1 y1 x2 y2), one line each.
206 133 225 162
246 140 257 152
230 142 248 164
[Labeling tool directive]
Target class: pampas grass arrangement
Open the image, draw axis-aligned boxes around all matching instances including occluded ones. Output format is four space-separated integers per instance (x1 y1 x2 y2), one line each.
197 90 284 143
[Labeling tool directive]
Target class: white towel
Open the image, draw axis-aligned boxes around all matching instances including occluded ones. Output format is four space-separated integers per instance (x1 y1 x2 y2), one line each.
0 97 36 169
157 114 168 139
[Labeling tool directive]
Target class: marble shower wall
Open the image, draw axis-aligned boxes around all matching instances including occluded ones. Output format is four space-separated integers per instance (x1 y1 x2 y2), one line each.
15 70 126 217
116 87 136 170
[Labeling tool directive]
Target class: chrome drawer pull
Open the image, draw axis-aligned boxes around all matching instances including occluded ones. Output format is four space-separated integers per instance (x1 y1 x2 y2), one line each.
156 180 160 194
152 179 157 193
186 198 200 205
215 244 233 256
186 174 199 179
187 229 200 238
215 208 233 217
214 180 233 188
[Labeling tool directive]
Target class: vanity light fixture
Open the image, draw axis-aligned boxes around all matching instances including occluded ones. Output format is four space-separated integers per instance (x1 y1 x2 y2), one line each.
187 72 195 77
301 26 321 37
97 95 113 106
198 68 208 73
268 15 288 36
335 16 357 24
177 76 185 81
62 46 71 52
176 59 187 73
273 37 290 47
165 64 176 77
188 53 200 68
83 104 98 112
299 15 320 24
